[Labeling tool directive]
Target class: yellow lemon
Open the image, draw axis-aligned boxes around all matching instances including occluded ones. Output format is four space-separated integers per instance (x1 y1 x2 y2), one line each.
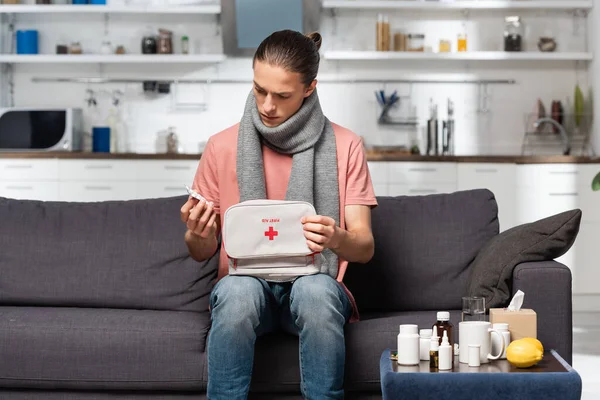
520 337 544 354
506 339 544 368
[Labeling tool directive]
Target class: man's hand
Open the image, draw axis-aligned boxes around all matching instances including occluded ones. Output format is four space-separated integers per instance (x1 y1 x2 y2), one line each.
180 196 217 239
302 206 374 263
301 215 343 253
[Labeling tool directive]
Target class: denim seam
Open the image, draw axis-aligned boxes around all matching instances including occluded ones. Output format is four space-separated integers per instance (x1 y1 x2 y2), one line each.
289 289 308 397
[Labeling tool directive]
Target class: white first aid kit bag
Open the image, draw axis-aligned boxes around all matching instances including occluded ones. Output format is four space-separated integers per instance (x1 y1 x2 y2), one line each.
223 200 321 278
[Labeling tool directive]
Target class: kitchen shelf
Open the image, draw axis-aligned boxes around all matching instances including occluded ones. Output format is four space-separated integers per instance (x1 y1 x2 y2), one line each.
322 0 593 11
323 51 593 61
0 54 226 64
0 4 221 14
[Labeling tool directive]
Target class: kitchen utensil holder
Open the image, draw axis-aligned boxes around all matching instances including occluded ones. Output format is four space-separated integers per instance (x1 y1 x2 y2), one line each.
378 104 418 127
376 92 418 127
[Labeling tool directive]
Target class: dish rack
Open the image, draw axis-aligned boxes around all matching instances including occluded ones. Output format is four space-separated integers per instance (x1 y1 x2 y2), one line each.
521 112 595 156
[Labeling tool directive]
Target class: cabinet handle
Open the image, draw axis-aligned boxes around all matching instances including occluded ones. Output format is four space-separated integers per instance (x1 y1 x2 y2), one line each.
549 171 578 175
84 186 112 191
5 185 33 190
408 168 437 172
548 192 578 197
5 164 33 169
163 186 183 191
409 189 437 194
164 165 191 171
475 168 498 173
84 165 113 170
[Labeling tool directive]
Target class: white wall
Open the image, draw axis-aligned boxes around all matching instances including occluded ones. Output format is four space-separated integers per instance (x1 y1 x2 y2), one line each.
9 4 594 155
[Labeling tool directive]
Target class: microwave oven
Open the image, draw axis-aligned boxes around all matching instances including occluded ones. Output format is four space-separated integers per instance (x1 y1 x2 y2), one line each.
0 107 84 151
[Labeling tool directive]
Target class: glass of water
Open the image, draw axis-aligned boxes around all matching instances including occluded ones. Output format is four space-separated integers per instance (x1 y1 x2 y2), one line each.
462 296 486 321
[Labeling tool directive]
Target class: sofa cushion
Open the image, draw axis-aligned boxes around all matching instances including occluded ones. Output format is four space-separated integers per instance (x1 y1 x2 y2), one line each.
466 209 581 309
250 310 461 393
0 196 218 312
0 307 208 391
344 189 499 312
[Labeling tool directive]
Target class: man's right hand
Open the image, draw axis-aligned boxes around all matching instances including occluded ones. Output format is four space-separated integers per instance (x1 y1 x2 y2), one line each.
180 196 217 239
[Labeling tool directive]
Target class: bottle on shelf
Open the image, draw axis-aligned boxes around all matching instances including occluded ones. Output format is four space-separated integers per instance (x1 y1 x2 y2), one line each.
426 98 438 155
376 14 390 51
181 35 190 54
458 22 468 52
376 14 384 51
457 33 467 52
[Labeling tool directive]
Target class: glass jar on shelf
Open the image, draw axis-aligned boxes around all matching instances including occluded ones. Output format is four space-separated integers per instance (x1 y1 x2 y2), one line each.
439 39 451 53
181 35 190 54
141 26 157 54
457 33 467 52
69 42 82 54
100 40 113 55
504 16 523 52
407 34 425 52
157 29 173 54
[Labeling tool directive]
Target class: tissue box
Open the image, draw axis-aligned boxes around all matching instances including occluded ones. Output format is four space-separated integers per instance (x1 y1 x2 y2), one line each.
489 308 537 340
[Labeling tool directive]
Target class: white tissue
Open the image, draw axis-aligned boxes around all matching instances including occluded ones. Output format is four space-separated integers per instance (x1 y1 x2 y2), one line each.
507 290 524 311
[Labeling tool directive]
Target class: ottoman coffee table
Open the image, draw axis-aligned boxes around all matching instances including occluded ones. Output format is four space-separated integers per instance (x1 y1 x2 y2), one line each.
380 349 582 400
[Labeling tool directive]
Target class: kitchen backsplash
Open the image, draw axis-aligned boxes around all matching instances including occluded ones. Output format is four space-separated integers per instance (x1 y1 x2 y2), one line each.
10 7 593 155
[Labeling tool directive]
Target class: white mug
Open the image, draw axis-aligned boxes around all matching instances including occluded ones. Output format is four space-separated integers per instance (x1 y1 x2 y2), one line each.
459 321 505 364
491 323 511 359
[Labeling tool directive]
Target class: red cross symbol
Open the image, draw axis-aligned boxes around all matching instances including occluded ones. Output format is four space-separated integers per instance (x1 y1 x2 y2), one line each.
264 226 278 241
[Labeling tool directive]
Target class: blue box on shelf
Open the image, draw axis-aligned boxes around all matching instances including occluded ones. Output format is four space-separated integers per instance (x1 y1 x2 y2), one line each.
92 127 111 153
16 30 38 55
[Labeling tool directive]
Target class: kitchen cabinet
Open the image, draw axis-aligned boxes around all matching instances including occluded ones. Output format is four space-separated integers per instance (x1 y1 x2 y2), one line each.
368 161 458 197
55 160 198 201
0 159 58 181
457 163 516 231
58 160 138 201
515 164 600 296
388 162 457 185
0 181 58 201
0 159 59 201
135 160 197 199
58 160 137 181
564 222 600 294
58 182 137 202
516 164 600 224
388 162 457 196
388 183 456 196
136 182 190 200
136 160 198 182
367 161 389 196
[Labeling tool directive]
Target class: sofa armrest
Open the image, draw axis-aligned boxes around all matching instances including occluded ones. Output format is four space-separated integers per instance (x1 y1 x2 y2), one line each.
512 260 573 365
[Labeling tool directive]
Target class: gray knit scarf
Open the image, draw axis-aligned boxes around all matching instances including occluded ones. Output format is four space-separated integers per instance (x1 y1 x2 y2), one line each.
237 89 340 279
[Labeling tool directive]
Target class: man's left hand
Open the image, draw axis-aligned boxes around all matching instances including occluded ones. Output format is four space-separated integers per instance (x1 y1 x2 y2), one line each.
301 215 343 253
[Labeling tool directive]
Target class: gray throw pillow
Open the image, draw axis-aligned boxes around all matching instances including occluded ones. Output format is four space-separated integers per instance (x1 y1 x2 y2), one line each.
466 209 582 309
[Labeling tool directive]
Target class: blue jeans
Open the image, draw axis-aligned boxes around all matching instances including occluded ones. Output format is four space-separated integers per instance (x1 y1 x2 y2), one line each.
207 273 352 400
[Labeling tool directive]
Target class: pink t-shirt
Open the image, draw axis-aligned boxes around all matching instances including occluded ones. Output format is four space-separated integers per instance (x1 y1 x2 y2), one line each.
192 122 378 322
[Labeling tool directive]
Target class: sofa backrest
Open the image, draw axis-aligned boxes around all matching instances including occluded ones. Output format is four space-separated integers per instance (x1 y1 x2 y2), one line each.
344 189 499 313
0 195 217 312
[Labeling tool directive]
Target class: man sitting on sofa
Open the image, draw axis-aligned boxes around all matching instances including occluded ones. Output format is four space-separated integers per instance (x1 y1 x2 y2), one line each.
180 29 378 400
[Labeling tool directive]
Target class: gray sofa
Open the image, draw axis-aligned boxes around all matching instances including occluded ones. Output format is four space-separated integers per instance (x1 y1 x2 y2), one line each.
0 189 572 399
